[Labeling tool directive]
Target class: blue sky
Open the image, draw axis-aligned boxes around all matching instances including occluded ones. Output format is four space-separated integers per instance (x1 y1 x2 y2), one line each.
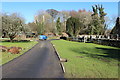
2 2 118 26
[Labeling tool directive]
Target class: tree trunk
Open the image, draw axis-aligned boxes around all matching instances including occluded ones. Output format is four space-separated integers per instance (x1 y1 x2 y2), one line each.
10 36 15 42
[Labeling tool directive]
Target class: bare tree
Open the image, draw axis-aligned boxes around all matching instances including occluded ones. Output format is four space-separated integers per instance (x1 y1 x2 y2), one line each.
69 10 79 18
35 10 57 34
78 10 92 34
61 10 70 32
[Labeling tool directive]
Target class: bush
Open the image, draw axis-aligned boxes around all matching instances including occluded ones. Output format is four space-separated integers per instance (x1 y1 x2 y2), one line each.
60 37 67 40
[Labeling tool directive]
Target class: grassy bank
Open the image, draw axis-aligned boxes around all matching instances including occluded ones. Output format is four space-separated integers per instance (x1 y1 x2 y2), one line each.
52 40 119 78
0 41 38 65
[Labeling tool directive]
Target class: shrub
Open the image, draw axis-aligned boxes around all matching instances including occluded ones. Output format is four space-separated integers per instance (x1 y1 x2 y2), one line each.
60 37 67 40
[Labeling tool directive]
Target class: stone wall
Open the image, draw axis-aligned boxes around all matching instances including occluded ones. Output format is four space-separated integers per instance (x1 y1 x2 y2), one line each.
93 39 120 48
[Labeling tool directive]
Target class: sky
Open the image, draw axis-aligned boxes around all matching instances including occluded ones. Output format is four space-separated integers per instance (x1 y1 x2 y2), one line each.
2 2 119 28
1 0 119 2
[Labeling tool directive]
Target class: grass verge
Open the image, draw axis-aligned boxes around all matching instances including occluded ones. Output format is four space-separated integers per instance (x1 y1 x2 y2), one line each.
0 41 38 65
51 40 119 78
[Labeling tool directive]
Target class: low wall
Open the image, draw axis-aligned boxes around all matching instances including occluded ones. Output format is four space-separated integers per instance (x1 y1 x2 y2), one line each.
61 36 120 48
93 39 120 48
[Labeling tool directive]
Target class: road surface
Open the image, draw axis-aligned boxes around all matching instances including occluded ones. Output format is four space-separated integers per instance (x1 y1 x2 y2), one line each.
2 40 64 78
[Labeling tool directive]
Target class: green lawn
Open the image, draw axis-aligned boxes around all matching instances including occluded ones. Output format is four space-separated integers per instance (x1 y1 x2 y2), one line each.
51 40 119 78
0 41 38 65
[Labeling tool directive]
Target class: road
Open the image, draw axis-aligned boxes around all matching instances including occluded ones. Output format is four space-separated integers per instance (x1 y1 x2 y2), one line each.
2 40 64 78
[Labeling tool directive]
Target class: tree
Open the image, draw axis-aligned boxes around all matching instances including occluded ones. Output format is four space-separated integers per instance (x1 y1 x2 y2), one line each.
69 10 79 18
60 11 70 32
98 5 107 34
46 9 59 34
78 9 92 34
23 24 32 35
35 19 44 35
35 10 46 34
91 5 99 35
28 22 38 32
92 5 98 16
91 4 107 35
2 13 25 41
98 5 107 24
90 15 102 35
56 17 62 34
105 15 117 29
35 10 57 34
66 17 80 37
111 17 120 36
61 10 70 21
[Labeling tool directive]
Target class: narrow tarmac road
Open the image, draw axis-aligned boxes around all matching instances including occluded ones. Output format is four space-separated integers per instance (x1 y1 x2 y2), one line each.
2 40 64 78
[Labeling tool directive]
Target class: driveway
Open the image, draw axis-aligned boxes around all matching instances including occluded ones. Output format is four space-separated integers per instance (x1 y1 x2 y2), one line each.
2 40 64 78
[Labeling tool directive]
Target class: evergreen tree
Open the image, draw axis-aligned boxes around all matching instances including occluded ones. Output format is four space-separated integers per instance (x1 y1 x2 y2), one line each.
98 5 107 24
91 5 101 35
98 5 107 34
66 17 80 37
56 17 62 35
35 20 44 35
111 17 120 36
91 4 107 35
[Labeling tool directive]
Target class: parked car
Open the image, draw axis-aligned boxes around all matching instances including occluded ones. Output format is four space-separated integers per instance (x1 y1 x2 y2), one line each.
39 35 47 40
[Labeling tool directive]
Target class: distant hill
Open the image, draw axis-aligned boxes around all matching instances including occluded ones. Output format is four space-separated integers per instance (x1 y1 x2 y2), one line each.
46 9 59 19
